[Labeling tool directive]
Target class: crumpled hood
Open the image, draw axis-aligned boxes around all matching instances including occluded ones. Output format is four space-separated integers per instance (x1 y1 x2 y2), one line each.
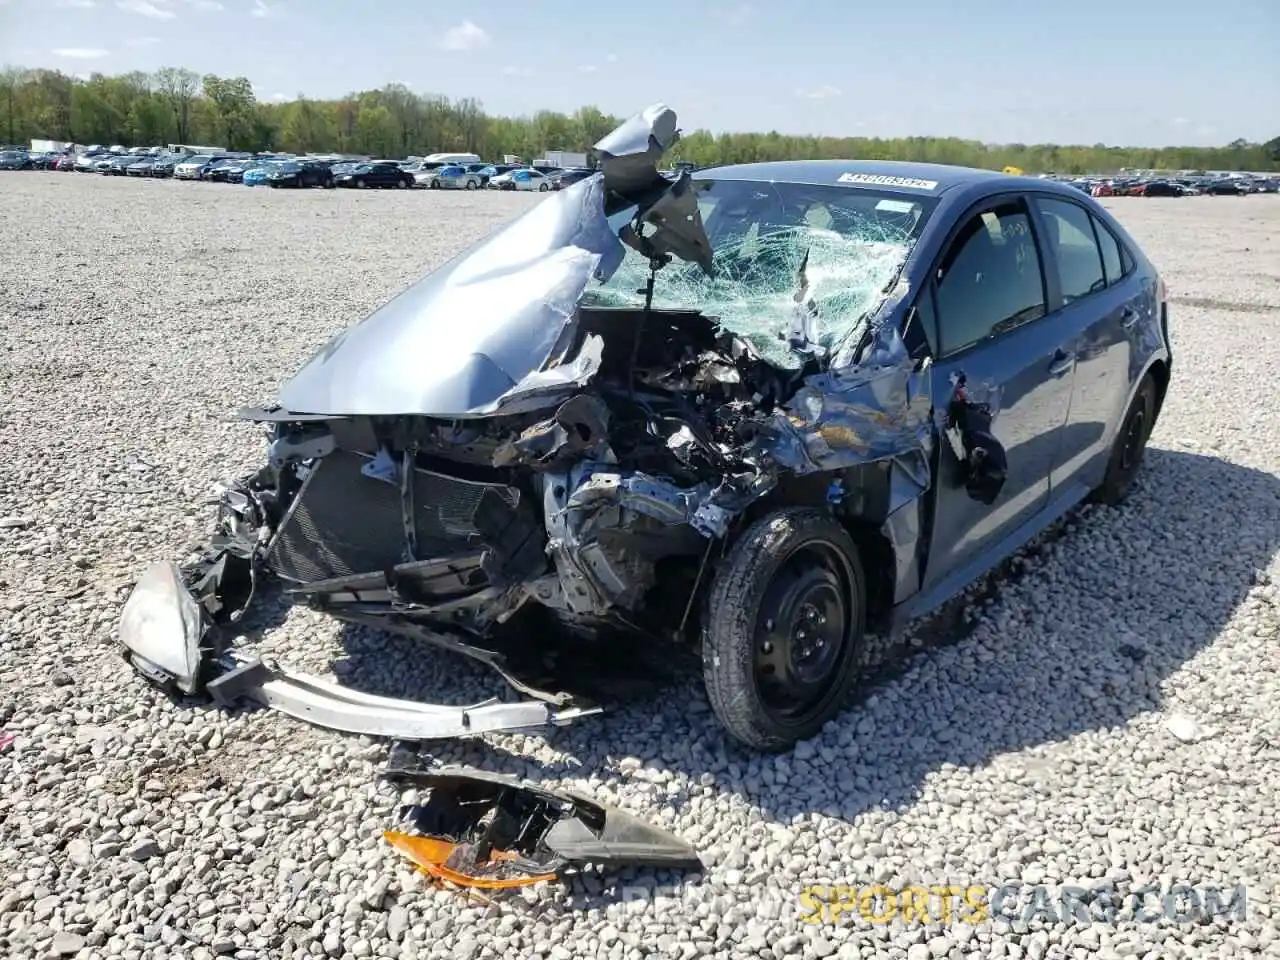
278 177 626 417
277 104 712 418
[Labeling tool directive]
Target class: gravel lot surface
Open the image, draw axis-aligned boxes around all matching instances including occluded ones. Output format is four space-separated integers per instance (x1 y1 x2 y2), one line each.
1 173 1278 960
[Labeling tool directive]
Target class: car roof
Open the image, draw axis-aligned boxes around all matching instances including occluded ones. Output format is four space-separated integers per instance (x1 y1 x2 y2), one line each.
696 159 1055 197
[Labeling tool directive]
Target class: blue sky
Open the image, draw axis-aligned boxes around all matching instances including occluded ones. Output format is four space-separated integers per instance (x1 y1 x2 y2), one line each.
1 0 1276 147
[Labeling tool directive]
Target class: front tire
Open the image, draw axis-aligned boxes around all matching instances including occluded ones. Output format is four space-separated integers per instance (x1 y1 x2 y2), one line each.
702 507 866 752
1094 373 1157 506
356 179 366 189
539 182 550 192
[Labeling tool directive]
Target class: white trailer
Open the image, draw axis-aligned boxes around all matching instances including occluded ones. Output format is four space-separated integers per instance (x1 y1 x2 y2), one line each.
31 139 73 153
539 150 589 169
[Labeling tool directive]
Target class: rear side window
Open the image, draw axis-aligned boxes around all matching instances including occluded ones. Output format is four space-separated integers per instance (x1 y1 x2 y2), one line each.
1092 215 1124 285
933 201 1046 355
1036 198 1106 302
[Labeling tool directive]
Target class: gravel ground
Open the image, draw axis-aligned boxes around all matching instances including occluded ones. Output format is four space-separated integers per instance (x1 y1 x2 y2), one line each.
1 173 1278 960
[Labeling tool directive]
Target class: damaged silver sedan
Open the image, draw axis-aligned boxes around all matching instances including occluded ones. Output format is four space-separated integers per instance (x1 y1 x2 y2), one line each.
120 104 1172 751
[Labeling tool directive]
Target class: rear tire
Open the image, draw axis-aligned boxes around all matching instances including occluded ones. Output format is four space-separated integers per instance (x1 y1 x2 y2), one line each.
702 507 866 752
1094 373 1157 506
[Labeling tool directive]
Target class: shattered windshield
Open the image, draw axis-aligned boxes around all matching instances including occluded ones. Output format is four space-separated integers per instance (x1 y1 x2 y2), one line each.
583 179 936 368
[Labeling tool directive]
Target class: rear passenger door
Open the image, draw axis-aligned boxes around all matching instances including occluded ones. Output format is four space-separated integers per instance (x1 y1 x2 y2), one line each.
920 195 1078 586
1030 195 1136 492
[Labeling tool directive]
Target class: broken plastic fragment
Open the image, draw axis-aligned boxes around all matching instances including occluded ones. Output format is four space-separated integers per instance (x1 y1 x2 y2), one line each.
382 766 701 890
384 831 558 889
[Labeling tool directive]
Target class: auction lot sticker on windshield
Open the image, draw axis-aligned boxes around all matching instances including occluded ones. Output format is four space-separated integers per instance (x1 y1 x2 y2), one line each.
838 173 939 191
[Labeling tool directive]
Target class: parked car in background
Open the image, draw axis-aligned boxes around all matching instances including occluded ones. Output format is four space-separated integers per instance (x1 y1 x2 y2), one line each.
205 159 246 183
266 160 334 188
54 154 77 171
488 167 555 191
550 168 595 190
200 157 239 181
174 155 217 180
471 164 518 187
333 162 414 189
150 154 188 178
126 158 157 177
73 152 103 172
102 155 137 176
1205 178 1250 196
425 164 483 190
0 150 31 170
242 162 278 187
27 152 59 170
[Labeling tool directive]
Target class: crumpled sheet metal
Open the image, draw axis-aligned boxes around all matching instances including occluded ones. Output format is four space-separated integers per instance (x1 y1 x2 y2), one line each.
278 177 627 418
760 323 934 477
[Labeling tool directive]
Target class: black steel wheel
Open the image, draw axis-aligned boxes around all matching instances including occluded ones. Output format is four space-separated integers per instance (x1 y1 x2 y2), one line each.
1094 373 1157 506
702 507 865 752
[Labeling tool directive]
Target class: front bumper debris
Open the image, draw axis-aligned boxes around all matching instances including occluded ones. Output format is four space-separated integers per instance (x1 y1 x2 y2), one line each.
118 560 601 741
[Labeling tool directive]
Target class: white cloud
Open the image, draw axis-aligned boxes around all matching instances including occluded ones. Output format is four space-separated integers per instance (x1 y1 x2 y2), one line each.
126 35 161 45
250 0 280 17
187 0 223 8
1173 117 1190 125
440 20 489 52
117 0 176 19
501 65 534 77
604 52 618 63
269 92 289 101
795 84 841 100
56 0 97 9
715 3 755 25
577 64 598 74
51 47 110 58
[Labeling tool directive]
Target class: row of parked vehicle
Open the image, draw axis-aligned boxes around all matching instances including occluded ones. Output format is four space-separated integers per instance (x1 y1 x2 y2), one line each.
1046 173 1278 197
0 144 597 192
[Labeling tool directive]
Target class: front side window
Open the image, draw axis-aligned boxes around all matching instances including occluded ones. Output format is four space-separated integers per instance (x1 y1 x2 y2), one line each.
1036 197 1106 302
934 200 1046 355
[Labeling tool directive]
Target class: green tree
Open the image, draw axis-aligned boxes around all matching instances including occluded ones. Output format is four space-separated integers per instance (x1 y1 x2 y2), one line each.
2 60 1276 173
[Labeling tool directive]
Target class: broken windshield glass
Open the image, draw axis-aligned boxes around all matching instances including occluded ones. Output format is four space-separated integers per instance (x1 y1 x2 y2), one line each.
582 180 938 369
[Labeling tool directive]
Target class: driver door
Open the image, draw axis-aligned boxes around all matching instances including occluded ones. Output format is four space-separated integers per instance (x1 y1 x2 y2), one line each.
919 195 1077 588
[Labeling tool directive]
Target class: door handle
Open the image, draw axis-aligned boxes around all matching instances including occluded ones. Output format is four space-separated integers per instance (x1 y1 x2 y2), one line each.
1120 307 1139 329
1048 350 1075 377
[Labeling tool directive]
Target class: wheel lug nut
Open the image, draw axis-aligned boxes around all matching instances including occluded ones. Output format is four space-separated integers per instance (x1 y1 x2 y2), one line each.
761 641 773 654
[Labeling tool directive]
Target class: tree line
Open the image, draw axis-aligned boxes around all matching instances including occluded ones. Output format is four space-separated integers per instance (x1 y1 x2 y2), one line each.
3 65 1278 174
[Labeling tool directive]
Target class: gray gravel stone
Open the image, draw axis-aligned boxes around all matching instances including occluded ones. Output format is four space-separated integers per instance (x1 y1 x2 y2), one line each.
0 176 1276 960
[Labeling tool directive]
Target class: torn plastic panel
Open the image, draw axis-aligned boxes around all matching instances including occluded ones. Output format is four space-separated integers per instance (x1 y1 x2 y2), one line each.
383 765 702 888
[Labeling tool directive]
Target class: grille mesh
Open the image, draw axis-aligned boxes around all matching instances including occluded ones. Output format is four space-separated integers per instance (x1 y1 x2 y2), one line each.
267 450 519 584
